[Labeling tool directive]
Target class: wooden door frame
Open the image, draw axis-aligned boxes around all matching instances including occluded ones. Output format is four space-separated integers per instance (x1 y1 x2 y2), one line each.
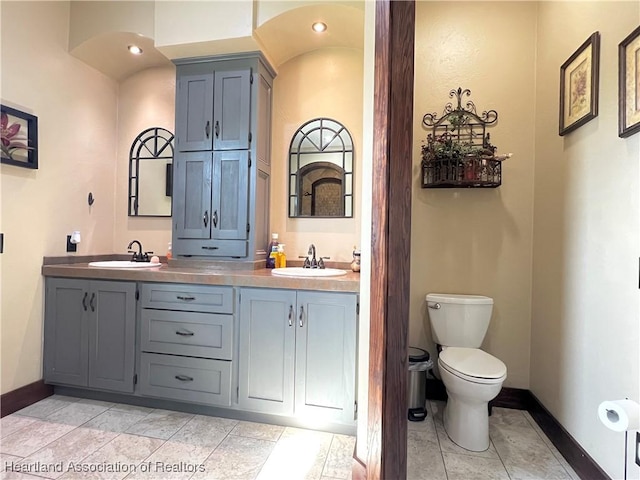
355 1 416 479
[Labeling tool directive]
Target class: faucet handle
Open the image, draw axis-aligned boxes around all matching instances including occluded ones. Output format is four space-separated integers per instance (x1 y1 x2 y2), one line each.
128 250 139 262
298 256 311 268
318 256 330 269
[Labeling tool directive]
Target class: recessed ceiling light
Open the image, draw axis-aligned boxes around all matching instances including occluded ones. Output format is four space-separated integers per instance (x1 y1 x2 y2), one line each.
312 22 327 33
128 45 143 55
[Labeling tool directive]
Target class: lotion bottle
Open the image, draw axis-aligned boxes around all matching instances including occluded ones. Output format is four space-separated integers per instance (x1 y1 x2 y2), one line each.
277 244 286 268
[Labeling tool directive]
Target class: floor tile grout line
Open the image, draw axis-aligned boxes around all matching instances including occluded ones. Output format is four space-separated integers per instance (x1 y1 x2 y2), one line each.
320 433 336 478
429 401 450 480
521 410 577 479
491 438 514 480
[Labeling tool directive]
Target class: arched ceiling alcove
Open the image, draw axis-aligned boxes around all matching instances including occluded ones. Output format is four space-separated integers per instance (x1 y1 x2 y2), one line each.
67 1 364 81
254 3 364 67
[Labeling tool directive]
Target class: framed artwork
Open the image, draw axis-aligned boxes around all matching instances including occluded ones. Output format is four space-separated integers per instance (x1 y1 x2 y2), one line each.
619 26 640 138
559 32 600 136
1 105 38 169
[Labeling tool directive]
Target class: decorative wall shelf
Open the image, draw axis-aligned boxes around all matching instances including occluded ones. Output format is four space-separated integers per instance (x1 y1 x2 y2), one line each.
421 88 507 188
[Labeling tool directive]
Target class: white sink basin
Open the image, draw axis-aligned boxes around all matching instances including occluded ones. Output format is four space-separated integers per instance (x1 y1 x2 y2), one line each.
271 267 347 277
88 261 162 268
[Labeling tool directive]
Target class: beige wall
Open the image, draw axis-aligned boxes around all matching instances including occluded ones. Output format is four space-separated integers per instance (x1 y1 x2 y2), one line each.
114 66 175 256
531 2 640 478
0 1 118 394
270 47 363 262
411 2 537 388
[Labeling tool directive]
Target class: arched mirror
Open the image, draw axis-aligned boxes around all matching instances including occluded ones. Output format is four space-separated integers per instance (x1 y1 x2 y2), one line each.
128 127 174 217
288 118 354 218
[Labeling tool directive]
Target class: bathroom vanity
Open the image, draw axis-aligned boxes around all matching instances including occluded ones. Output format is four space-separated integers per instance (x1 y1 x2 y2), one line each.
41 261 359 434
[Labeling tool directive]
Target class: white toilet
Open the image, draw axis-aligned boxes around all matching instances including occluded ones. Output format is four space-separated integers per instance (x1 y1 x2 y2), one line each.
426 293 507 452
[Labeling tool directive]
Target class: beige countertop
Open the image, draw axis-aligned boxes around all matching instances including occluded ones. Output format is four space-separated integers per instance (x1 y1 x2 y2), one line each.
41 262 360 293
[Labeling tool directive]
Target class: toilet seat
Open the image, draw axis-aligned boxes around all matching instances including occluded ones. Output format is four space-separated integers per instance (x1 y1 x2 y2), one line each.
439 347 506 385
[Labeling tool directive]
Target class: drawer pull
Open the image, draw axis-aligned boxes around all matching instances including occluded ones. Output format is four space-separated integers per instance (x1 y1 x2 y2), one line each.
175 329 194 337
176 295 196 301
201 246 219 250
175 374 194 382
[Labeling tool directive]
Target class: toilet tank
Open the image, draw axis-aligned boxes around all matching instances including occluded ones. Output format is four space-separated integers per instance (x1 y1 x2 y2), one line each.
426 293 493 348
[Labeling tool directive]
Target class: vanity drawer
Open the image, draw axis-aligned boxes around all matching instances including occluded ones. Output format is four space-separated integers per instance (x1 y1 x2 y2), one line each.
141 283 233 314
176 239 247 258
139 353 231 407
141 309 232 360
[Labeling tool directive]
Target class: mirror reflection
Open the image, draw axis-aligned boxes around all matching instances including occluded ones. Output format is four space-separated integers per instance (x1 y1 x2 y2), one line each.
128 127 174 217
288 118 354 218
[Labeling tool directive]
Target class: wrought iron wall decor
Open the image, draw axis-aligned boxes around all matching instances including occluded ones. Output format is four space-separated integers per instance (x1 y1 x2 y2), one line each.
421 88 508 188
128 127 174 217
288 118 354 217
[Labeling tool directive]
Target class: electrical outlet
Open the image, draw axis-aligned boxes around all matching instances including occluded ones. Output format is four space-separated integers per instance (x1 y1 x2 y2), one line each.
635 431 640 467
66 235 77 253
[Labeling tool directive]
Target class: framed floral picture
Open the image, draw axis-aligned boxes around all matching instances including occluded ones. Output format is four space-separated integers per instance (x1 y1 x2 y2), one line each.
619 26 640 138
1 105 38 169
559 32 600 136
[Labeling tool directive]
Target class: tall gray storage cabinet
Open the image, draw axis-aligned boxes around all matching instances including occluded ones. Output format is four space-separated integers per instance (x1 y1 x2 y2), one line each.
173 53 275 261
43 278 136 393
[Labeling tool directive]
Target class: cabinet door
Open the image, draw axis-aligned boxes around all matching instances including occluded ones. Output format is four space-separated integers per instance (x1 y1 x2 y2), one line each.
88 281 136 393
44 279 89 387
238 288 296 414
176 73 214 151
173 151 213 239
213 70 251 151
212 150 249 241
295 292 357 424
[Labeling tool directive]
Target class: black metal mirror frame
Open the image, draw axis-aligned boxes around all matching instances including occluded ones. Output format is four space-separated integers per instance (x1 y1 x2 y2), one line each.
128 127 174 217
288 117 354 218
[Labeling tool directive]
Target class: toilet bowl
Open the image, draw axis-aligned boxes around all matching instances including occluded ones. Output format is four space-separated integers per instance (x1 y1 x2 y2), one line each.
426 293 508 451
438 346 506 451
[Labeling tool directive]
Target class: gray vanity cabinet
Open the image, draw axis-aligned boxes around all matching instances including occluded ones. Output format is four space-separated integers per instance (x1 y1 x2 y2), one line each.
173 150 249 256
238 288 358 425
44 278 136 393
138 283 234 407
238 288 296 415
173 54 275 261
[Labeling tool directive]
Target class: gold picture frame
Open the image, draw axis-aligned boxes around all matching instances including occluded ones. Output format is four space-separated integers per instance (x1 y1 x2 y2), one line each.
619 26 640 138
559 32 600 136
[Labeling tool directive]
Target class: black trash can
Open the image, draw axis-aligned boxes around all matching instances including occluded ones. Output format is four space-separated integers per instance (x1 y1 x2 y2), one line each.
407 347 432 421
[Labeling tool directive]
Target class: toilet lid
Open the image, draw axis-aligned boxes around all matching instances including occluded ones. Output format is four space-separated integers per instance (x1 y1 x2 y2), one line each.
439 347 507 380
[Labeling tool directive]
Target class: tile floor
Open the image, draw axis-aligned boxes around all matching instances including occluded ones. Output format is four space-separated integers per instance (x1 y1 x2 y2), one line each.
0 396 579 480
408 401 580 480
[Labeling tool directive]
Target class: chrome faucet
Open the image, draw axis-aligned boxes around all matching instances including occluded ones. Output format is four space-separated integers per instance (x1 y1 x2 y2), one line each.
127 240 152 262
308 244 318 268
297 244 330 269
